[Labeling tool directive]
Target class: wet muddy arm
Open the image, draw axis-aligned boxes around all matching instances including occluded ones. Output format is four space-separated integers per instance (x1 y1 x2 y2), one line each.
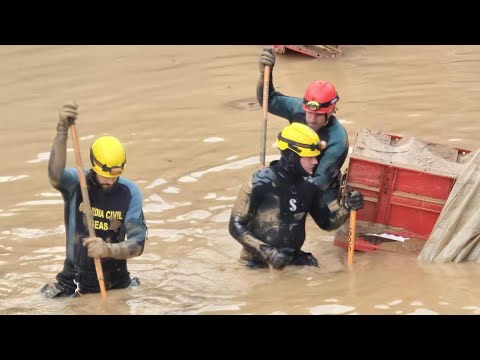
323 207 350 231
108 222 145 259
49 101 78 190
106 221 146 259
48 129 68 190
112 185 147 259
310 192 350 231
256 73 304 121
229 181 265 258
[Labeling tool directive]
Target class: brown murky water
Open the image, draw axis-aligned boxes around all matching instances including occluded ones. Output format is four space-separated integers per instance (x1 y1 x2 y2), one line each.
1 45 479 315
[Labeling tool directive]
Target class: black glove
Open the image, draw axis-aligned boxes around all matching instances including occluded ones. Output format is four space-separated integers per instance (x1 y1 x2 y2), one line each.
292 251 319 267
260 244 294 270
345 190 364 211
259 48 275 74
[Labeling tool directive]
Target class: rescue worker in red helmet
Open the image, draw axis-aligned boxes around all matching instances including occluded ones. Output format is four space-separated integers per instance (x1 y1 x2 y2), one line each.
229 123 363 269
41 100 147 298
257 48 349 209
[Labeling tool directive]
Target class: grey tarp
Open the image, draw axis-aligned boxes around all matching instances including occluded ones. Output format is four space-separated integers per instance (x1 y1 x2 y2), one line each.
418 149 480 264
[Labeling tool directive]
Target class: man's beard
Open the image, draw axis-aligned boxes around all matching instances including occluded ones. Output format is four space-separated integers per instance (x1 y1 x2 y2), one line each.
100 184 114 193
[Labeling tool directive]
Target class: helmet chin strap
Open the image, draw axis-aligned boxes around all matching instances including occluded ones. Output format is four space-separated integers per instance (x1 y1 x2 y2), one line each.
324 114 330 127
325 106 338 127
324 109 336 127
87 169 98 185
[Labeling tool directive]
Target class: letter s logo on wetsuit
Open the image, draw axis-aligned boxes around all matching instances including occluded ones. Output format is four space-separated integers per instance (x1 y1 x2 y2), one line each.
289 199 297 212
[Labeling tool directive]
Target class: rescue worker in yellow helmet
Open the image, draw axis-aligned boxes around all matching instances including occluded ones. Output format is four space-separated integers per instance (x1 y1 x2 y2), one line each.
229 123 363 270
41 101 147 298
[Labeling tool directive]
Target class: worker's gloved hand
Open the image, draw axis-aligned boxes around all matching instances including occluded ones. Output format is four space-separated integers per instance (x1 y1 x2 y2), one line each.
345 190 364 211
292 251 319 267
260 244 294 270
258 48 275 74
83 237 110 258
57 100 78 132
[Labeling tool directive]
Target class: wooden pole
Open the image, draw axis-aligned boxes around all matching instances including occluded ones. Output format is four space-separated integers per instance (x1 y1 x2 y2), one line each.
348 209 357 268
260 65 270 168
70 124 107 303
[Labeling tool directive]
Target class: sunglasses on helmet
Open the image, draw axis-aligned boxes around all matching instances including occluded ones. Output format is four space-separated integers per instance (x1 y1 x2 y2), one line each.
90 151 126 176
303 95 339 111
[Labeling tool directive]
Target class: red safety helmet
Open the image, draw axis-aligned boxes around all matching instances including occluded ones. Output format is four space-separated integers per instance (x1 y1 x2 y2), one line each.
302 80 339 114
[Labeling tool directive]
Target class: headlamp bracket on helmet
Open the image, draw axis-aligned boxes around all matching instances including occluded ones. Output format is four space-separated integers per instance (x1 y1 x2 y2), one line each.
303 95 339 111
89 149 126 176
277 133 322 154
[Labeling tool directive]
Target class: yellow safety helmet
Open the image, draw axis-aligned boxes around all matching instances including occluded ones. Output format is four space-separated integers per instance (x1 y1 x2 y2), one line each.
276 123 323 157
89 136 126 178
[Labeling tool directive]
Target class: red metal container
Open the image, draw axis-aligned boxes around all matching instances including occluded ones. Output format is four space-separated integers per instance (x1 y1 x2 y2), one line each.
333 130 472 252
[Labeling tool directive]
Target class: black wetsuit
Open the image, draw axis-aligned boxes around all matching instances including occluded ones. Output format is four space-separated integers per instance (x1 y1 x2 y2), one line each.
229 160 350 268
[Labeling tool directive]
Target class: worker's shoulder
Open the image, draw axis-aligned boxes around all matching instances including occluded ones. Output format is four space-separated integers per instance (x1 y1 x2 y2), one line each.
252 166 277 186
117 177 142 195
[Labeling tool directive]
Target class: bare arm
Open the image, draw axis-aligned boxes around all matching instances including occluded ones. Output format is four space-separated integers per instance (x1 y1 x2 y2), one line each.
110 180 147 259
83 181 147 260
48 131 68 189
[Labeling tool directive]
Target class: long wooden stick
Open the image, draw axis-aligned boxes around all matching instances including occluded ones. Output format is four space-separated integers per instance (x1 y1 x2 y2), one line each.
348 209 357 268
260 65 270 168
70 124 107 303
